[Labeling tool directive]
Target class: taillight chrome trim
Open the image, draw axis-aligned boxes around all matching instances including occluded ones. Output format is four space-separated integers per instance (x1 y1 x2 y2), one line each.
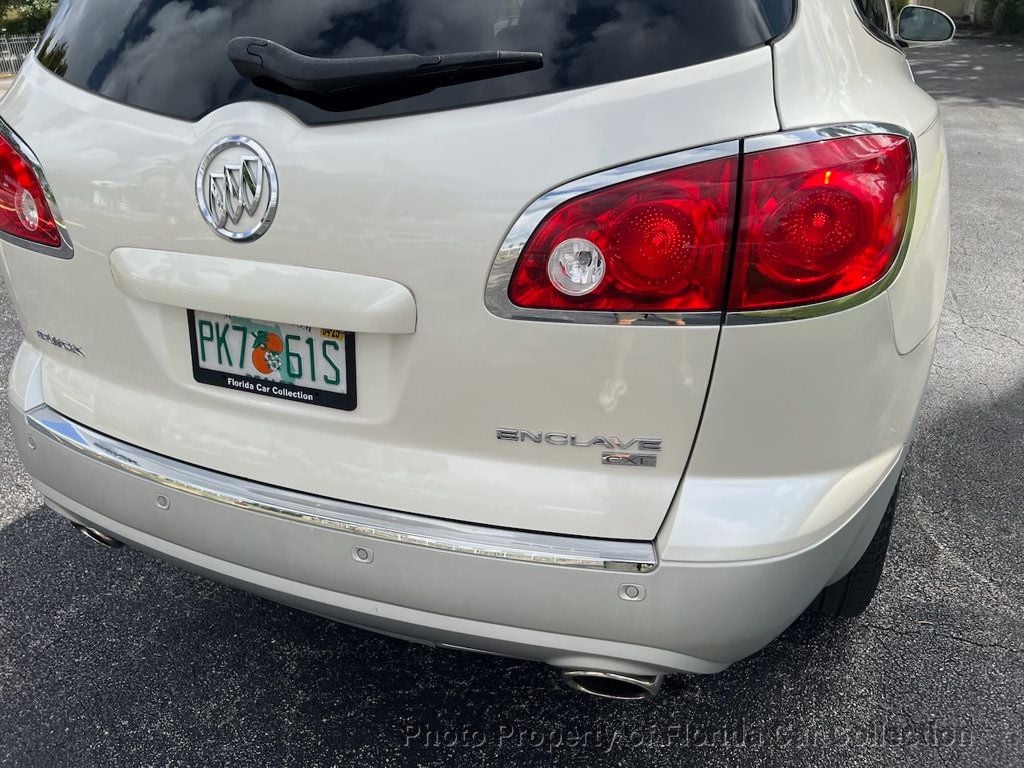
0 117 74 259
728 121 918 324
484 141 739 326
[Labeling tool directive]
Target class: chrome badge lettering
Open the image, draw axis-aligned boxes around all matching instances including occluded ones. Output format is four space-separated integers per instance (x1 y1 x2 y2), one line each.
36 330 85 357
602 453 658 468
497 428 662 467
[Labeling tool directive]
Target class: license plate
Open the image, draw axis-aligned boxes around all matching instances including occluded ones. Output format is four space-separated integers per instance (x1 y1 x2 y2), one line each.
188 310 357 411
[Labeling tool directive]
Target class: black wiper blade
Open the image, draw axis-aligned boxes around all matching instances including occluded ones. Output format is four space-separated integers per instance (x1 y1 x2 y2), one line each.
228 37 543 95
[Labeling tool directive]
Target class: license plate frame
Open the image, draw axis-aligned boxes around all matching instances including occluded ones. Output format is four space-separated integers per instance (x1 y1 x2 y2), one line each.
187 310 357 411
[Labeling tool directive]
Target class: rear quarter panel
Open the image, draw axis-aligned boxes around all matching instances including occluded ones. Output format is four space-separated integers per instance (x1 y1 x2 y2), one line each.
773 0 950 353
659 0 949 561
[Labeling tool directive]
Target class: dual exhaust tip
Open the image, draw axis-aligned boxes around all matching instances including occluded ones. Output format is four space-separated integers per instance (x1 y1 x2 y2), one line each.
561 670 663 701
65 520 664 700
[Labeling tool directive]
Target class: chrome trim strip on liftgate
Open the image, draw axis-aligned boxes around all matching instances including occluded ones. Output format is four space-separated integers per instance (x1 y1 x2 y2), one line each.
25 406 658 573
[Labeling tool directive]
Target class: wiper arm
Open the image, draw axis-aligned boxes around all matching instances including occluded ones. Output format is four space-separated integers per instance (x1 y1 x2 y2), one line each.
228 37 543 95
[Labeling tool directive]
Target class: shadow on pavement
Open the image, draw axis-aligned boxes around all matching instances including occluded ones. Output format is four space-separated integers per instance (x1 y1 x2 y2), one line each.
910 36 1024 106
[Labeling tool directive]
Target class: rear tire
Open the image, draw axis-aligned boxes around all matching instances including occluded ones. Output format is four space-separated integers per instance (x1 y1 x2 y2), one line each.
808 481 899 618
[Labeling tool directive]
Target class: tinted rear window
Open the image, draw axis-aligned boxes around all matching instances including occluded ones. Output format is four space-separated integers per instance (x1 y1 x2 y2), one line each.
38 0 794 125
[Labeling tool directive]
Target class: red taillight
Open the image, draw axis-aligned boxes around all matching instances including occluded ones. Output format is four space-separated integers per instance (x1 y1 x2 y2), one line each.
508 157 737 312
0 133 62 248
503 133 912 316
729 134 913 310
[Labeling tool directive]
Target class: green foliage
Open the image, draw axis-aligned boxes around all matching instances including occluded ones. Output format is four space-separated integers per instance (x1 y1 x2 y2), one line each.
891 0 913 13
2 0 57 35
983 0 1024 33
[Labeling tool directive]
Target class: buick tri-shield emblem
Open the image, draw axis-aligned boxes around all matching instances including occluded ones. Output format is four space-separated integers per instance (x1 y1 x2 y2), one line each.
196 136 278 242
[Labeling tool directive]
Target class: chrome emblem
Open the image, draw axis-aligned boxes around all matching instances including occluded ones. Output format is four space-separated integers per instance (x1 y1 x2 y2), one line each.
496 428 662 468
36 330 85 357
602 453 658 468
196 136 278 242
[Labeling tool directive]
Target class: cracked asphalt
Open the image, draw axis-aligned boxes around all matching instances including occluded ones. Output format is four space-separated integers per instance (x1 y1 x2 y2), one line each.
1 36 1022 768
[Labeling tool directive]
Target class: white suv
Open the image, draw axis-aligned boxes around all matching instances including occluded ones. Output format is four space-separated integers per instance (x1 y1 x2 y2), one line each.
2 0 953 699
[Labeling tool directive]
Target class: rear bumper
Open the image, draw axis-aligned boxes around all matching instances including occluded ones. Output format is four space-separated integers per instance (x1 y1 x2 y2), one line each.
8 379 904 676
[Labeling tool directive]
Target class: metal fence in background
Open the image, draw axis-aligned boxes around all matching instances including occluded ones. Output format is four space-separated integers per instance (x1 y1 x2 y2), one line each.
0 34 40 76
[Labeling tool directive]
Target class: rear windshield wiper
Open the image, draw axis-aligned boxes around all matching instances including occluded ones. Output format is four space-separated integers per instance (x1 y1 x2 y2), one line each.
228 37 543 96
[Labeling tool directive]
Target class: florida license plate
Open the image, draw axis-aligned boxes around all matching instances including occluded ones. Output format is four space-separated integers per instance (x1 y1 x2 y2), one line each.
188 310 357 411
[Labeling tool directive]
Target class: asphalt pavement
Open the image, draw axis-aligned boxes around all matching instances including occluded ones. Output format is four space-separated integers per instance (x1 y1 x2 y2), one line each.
1 36 1022 767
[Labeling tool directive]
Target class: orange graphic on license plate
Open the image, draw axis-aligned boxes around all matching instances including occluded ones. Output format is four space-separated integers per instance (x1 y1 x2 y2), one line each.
251 330 285 374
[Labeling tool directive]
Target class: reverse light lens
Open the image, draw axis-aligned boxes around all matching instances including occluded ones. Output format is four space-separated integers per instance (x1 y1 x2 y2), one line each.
548 238 606 296
16 187 39 231
729 134 913 311
508 157 737 312
0 133 62 248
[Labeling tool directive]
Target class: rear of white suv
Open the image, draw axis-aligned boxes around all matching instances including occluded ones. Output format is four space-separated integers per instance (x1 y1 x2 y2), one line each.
2 0 951 699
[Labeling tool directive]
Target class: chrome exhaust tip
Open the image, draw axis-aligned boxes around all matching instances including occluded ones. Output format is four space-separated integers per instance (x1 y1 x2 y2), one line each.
70 522 124 549
561 670 663 701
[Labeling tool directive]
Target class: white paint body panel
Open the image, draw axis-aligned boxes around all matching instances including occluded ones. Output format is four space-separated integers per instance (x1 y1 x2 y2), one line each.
658 1 950 562
2 0 951 673
1 51 779 540
110 249 418 335
660 296 935 562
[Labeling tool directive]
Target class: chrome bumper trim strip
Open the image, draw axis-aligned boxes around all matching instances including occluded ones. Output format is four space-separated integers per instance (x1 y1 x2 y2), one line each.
26 406 658 573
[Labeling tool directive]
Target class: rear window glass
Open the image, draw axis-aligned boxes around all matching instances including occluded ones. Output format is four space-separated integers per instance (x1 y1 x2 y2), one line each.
37 0 794 125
